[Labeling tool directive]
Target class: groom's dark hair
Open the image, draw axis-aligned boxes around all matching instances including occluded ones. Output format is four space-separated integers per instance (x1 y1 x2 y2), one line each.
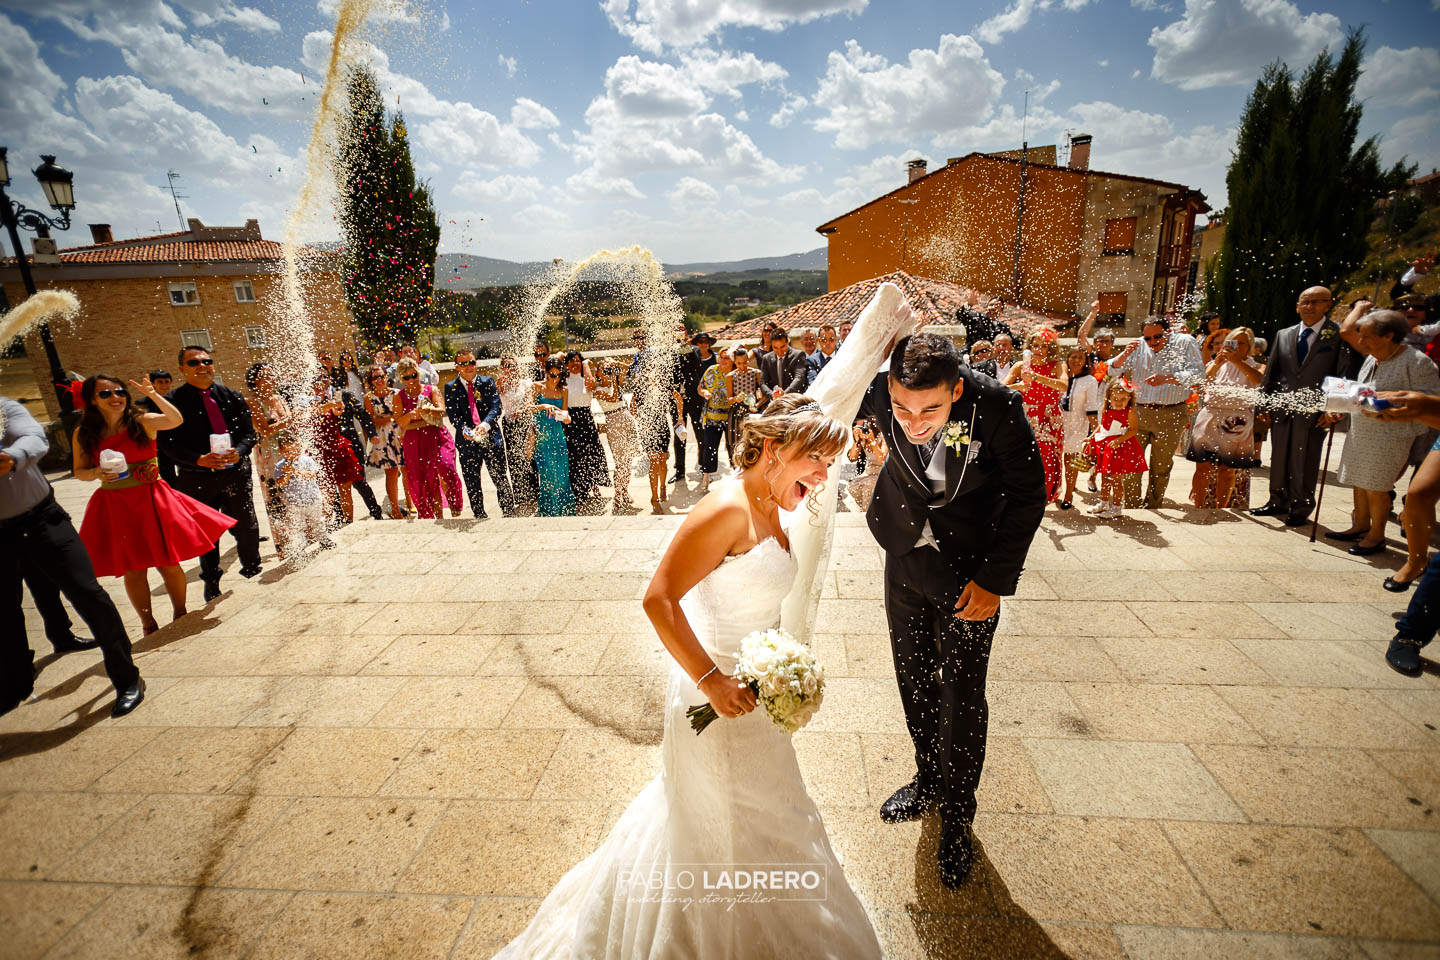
889 333 961 390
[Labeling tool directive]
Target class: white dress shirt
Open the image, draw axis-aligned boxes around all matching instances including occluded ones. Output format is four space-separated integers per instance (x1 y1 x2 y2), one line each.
1111 332 1204 405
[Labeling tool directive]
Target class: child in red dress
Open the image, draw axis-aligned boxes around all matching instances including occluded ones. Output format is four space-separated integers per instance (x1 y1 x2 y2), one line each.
74 374 235 633
1088 379 1147 520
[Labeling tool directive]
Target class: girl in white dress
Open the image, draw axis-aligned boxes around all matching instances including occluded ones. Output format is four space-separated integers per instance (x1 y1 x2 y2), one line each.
1059 347 1100 509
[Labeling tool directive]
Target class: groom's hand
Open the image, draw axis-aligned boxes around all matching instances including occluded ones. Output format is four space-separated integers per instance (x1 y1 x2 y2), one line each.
954 581 1000 621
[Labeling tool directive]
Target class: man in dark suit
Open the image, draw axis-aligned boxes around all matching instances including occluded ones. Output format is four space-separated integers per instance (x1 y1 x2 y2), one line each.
158 345 262 601
1252 285 1361 525
443 349 514 519
759 326 808 399
139 369 178 484
804 323 839 389
861 332 1046 887
675 332 717 482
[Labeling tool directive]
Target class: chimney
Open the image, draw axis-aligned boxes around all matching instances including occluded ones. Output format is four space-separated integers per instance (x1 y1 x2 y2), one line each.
907 159 928 184
1068 134 1092 171
88 224 113 245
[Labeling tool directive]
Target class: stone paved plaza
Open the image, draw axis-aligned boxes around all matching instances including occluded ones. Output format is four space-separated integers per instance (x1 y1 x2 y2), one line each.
4 445 1440 960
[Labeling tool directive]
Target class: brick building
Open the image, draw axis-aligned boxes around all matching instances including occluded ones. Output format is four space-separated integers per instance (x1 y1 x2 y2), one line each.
815 136 1209 331
2 219 352 420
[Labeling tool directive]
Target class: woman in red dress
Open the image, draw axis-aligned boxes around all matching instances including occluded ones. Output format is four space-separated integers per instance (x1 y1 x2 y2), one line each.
297 372 364 524
1006 329 1068 503
73 374 236 634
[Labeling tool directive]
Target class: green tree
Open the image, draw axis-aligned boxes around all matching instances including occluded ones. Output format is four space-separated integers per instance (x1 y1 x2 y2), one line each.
335 67 440 348
1208 30 1413 338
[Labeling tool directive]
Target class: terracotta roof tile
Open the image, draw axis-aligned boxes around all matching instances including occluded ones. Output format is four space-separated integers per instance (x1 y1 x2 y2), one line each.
59 230 189 253
9 240 340 265
710 271 1066 341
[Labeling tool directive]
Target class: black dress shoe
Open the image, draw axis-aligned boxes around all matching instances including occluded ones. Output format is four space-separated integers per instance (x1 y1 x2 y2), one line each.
938 820 974 888
50 635 100 654
474 509 489 520
1325 529 1366 541
239 565 263 579
203 580 222 603
1349 542 1387 556
1384 576 1417 593
1250 503 1288 517
1283 514 1311 526
111 678 145 718
880 777 936 823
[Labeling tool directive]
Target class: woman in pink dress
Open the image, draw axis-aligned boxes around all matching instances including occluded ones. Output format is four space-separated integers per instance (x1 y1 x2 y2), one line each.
1006 328 1067 502
73 374 235 633
393 357 450 519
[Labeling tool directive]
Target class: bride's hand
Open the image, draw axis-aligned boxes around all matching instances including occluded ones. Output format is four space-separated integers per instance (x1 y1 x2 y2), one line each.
699 670 756 719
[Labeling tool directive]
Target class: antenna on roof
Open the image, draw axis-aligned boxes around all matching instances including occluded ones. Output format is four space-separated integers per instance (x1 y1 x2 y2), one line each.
163 170 189 232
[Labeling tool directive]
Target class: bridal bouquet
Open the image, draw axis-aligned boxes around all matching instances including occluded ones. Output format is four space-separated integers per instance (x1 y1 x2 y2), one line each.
687 628 825 735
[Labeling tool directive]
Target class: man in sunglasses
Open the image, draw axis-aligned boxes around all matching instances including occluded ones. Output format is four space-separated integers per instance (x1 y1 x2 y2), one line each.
158 346 262 600
443 349 515 519
1110 318 1204 509
532 342 551 383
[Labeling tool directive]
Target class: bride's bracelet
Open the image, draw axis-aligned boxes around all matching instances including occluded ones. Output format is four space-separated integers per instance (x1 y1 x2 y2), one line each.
695 664 719 689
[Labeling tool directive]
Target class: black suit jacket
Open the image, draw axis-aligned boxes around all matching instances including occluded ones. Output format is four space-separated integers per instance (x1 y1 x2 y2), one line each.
1260 318 1361 398
444 374 503 442
860 366 1046 596
760 349 808 395
158 382 258 472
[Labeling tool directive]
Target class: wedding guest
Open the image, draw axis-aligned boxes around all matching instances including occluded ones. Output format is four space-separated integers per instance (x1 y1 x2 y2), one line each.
838 320 854 344
675 330 716 483
533 358 576 516
992 333 1017 381
1329 309 1440 557
444 348 514 519
1006 329 1067 503
394 357 449 519
159 345 262 601
759 326 807 400
496 355 538 505
800 328 818 359
1 396 145 718
596 359 639 512
74 374 234 634
968 340 997 379
636 361 683 513
139 369 177 484
245 362 293 551
1109 318 1204 509
295 372 365 524
805 323 839 389
273 431 334 555
363 365 406 519
321 369 383 521
564 349 611 500
1059 348 1099 510
532 341 551 382
1186 327 1263 509
729 346 762 453
751 320 779 369
697 347 738 491
1090 379 1146 520
847 416 887 510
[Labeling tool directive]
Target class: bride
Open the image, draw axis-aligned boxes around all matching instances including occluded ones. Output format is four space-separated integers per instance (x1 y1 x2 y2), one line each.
493 287 914 959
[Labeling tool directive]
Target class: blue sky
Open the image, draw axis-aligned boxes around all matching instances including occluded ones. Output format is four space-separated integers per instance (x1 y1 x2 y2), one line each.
1 0 1436 264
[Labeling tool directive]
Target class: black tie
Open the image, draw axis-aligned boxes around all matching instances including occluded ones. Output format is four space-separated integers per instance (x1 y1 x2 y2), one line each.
1297 327 1312 365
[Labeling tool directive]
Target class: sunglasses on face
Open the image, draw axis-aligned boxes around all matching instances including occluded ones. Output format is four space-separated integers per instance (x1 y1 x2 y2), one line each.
184 358 214 367
534 352 548 359
457 361 476 367
1143 334 1165 343
96 388 127 399
402 374 419 381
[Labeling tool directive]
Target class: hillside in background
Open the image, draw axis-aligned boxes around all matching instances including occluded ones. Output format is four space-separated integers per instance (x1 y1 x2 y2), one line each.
434 247 827 289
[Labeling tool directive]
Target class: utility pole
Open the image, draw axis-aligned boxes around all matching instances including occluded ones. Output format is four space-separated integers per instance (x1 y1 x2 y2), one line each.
164 170 188 231
1012 90 1030 305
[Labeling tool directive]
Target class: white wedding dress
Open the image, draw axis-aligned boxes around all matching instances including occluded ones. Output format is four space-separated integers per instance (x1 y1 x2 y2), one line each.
493 284 913 960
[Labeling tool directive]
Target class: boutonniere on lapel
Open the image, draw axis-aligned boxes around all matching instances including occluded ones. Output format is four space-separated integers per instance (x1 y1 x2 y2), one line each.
942 420 970 453
1319 327 1336 342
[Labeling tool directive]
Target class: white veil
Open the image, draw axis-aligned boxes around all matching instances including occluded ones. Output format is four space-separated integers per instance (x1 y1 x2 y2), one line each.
780 282 916 643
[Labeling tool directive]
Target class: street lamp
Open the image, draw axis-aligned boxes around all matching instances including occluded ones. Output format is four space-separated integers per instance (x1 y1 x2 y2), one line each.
1 148 78 421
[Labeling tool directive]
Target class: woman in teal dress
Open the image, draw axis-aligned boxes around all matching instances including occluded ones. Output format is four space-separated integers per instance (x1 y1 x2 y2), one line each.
532 358 576 516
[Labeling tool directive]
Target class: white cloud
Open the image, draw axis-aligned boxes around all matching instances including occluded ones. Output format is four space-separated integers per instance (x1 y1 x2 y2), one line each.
975 0 1093 45
679 48 787 97
412 102 545 169
1382 109 1440 169
1149 0 1343 90
735 109 749 122
511 97 559 129
810 35 1006 149
1097 59 1109 67
1131 68 1142 79
498 53 517 78
668 176 721 213
452 172 544 205
770 92 808 128
602 55 711 117
565 167 647 200
603 0 867 53
1356 47 1440 111
316 0 428 25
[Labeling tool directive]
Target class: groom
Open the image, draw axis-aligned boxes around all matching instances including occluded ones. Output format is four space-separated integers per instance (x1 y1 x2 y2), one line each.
862 332 1046 886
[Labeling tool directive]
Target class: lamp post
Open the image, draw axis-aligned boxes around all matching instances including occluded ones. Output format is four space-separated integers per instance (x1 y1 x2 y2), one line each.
1 148 78 421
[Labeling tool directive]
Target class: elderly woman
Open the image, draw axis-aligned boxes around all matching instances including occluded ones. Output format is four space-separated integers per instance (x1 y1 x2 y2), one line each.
1330 309 1440 556
1186 326 1263 509
696 347 738 491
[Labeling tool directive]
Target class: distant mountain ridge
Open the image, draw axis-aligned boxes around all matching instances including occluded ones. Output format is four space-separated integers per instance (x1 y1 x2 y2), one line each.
435 247 826 288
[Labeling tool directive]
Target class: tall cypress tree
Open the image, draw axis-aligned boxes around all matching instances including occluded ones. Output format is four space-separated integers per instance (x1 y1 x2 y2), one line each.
336 68 440 347
1209 30 1411 338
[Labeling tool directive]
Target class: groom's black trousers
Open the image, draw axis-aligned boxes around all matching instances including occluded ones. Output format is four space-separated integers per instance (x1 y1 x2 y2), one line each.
883 544 997 825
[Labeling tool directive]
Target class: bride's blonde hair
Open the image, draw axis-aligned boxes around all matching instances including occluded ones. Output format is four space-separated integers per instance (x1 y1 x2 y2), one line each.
734 395 849 514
